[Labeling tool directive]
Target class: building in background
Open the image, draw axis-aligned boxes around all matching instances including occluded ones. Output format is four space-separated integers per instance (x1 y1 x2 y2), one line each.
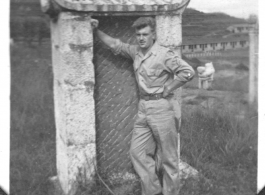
182 35 249 54
227 24 252 34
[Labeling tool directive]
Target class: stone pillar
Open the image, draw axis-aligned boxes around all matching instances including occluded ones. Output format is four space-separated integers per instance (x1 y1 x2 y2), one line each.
155 13 198 179
51 12 96 195
156 14 183 103
156 14 182 53
249 24 259 111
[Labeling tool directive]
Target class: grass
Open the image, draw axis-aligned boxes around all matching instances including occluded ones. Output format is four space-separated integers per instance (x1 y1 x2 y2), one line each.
10 42 257 195
10 43 56 195
180 101 257 195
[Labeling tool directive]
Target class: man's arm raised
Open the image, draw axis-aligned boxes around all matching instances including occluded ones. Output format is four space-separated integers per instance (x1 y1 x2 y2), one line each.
91 18 118 50
91 18 136 59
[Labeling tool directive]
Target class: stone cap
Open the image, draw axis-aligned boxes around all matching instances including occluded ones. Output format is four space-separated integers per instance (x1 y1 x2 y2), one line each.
41 0 190 16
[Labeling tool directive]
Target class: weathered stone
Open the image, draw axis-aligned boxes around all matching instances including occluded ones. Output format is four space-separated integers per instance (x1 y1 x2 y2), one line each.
42 0 190 15
156 14 182 50
179 160 199 180
197 62 215 90
51 12 96 195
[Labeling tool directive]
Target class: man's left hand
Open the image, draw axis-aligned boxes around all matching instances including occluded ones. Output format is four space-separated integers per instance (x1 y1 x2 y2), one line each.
163 86 170 98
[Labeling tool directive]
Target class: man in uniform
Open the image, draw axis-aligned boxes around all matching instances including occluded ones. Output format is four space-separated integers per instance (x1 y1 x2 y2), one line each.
91 17 195 195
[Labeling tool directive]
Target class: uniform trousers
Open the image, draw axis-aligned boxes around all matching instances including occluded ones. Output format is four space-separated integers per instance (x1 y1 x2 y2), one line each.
130 97 180 195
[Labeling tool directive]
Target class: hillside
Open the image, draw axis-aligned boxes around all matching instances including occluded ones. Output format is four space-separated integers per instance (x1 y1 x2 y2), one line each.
10 1 249 42
182 8 247 38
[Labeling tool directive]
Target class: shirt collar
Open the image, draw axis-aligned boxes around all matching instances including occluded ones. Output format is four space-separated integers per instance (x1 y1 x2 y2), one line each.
136 41 158 57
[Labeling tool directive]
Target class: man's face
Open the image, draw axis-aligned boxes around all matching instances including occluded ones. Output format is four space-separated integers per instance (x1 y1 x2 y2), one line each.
135 26 155 50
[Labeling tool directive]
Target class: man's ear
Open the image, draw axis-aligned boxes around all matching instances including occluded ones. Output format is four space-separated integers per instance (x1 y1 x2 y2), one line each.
152 31 156 40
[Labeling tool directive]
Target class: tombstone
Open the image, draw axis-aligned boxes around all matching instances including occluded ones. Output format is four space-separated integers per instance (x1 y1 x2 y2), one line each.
40 0 198 194
197 62 215 90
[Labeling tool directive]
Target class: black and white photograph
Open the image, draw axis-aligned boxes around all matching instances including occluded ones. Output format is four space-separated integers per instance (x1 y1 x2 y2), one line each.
1 0 264 194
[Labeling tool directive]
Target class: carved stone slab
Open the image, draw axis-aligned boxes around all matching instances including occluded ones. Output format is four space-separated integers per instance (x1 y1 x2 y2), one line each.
42 0 190 15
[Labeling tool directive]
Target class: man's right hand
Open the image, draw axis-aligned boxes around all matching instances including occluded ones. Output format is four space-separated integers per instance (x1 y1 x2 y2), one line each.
163 85 171 98
91 19 99 30
163 79 186 98
91 19 117 50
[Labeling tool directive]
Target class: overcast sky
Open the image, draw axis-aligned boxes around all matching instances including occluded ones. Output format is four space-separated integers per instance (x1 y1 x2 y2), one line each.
188 0 259 19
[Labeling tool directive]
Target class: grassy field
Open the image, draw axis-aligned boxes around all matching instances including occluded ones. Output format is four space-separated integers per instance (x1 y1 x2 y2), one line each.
179 90 257 195
10 43 56 195
10 42 257 195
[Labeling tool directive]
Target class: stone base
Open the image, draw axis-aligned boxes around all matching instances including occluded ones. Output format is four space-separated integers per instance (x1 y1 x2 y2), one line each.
179 160 199 180
198 79 213 90
48 161 199 195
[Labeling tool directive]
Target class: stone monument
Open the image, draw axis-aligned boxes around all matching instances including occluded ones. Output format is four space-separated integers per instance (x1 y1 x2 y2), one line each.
40 0 198 194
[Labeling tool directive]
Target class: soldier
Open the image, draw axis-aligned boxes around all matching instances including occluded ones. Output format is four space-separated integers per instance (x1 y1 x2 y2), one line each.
91 17 195 195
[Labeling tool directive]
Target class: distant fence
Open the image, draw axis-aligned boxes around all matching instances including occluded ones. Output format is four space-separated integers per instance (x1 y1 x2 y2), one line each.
185 52 222 58
184 49 249 58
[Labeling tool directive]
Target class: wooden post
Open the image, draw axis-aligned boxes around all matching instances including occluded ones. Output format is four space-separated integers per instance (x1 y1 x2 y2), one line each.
249 23 259 111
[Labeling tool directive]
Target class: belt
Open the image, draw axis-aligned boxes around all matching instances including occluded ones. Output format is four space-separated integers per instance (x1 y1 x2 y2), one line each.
140 93 164 101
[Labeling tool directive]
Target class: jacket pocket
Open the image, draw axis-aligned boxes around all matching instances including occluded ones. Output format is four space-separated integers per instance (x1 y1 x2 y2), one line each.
147 68 163 77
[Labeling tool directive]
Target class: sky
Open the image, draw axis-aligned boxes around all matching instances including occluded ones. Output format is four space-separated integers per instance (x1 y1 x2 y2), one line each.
188 0 259 19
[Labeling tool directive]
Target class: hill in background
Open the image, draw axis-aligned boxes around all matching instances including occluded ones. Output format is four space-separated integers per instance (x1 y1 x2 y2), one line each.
10 1 249 42
182 8 247 38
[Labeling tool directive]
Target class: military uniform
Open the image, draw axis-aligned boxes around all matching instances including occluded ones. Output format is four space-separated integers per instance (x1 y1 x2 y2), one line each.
113 40 195 195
